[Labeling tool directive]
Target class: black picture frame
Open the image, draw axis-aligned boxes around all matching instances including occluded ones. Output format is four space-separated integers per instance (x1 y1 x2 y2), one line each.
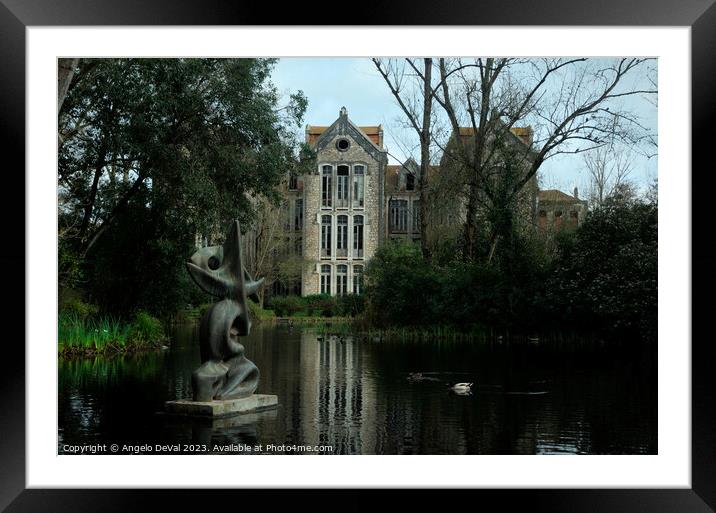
2 1 713 511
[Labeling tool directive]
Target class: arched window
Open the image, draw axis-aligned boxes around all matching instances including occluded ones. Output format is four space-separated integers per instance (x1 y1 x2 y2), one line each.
336 165 350 208
568 210 579 228
321 215 332 258
353 265 364 295
320 264 331 295
538 209 547 231
353 215 364 258
353 165 365 208
336 264 348 296
321 165 333 207
336 215 348 257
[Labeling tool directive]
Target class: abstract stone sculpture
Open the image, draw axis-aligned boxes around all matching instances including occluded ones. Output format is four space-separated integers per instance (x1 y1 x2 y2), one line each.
185 220 264 402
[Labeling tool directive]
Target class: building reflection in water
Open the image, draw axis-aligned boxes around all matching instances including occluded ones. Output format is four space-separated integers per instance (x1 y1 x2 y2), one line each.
58 324 657 455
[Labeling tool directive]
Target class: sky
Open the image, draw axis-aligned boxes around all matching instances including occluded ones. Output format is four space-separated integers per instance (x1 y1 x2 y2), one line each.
270 57 658 196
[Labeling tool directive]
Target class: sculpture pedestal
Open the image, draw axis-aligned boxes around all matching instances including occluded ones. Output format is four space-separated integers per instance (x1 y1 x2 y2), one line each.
165 394 278 418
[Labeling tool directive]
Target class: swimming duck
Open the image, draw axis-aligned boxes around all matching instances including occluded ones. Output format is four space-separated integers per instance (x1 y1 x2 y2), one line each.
450 382 473 393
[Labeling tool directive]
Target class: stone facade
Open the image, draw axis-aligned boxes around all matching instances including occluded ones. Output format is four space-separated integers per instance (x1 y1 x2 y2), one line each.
300 107 387 296
431 125 540 239
273 108 573 298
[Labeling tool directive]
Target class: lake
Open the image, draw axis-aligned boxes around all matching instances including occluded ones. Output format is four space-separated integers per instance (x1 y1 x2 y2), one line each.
58 323 656 455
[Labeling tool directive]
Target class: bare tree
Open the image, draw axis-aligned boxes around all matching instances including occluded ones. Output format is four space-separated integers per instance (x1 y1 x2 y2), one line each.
243 198 303 306
373 58 436 258
583 144 634 207
430 57 657 261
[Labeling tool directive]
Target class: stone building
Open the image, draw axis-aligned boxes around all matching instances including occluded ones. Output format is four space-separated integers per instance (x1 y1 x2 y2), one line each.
263 107 575 298
428 125 540 243
300 107 388 296
536 188 588 233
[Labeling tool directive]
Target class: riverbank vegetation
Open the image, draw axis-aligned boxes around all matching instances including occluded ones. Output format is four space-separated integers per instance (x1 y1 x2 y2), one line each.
363 187 657 343
58 301 167 357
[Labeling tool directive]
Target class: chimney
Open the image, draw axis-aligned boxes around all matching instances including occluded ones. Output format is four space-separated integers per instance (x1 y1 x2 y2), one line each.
573 187 579 199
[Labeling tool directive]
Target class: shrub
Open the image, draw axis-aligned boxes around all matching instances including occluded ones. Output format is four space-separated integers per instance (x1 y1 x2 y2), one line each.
546 195 657 341
269 295 303 317
60 298 99 320
248 299 275 320
337 294 365 317
130 311 165 342
364 240 441 326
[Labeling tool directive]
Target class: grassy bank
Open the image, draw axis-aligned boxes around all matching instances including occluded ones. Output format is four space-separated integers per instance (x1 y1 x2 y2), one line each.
58 311 168 358
305 320 492 341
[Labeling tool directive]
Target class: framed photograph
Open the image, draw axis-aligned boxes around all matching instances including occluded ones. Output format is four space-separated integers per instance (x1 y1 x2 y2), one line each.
4 0 714 510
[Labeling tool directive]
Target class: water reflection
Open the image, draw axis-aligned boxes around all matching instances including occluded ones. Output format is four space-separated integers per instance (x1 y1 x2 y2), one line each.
58 324 656 455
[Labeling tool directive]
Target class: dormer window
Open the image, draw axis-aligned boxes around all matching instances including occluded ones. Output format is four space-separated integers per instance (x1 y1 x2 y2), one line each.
406 173 415 191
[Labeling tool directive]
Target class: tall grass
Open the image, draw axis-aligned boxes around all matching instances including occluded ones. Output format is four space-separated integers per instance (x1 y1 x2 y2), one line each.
58 311 166 357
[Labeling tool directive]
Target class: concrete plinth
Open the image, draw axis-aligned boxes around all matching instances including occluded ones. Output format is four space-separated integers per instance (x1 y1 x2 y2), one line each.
165 394 278 418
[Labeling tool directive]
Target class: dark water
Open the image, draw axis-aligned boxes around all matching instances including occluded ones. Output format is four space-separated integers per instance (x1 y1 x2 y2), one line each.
58 324 657 455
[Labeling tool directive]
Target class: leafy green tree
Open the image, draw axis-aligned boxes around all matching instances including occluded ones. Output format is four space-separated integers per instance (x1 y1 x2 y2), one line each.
364 240 442 327
547 192 657 340
58 58 308 315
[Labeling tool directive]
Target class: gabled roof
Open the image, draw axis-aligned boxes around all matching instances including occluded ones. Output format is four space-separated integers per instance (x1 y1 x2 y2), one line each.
458 126 534 147
385 159 440 192
305 108 386 156
538 189 582 203
307 125 383 147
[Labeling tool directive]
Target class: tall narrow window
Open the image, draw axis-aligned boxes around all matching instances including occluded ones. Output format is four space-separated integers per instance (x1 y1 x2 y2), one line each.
294 199 303 231
336 165 349 208
389 199 408 232
412 199 421 233
406 173 415 191
320 264 331 295
538 210 547 232
288 171 298 190
353 215 364 258
336 215 348 257
336 264 348 296
283 201 291 231
321 165 332 208
353 265 363 295
295 236 302 256
569 210 579 228
352 165 365 208
321 215 331 258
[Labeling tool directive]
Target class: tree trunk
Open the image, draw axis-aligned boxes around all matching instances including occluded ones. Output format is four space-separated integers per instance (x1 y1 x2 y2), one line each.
78 138 109 242
463 183 478 261
419 58 432 260
57 58 79 116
